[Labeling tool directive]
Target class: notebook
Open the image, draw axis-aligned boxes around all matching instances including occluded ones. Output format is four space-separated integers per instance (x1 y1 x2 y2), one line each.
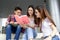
14 15 29 25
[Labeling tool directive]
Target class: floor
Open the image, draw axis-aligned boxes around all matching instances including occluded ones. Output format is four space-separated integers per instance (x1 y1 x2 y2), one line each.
0 33 43 40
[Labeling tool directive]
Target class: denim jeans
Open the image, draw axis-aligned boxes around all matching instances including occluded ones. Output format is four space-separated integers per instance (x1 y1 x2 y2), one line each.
6 24 22 40
52 35 60 40
22 27 37 40
44 35 60 40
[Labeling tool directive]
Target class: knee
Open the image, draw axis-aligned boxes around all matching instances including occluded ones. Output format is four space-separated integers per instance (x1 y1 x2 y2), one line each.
6 24 11 28
17 25 22 29
26 27 33 34
27 27 33 31
6 24 11 32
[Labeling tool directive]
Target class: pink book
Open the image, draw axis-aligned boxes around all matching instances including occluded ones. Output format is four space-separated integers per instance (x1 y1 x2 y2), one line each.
14 15 29 25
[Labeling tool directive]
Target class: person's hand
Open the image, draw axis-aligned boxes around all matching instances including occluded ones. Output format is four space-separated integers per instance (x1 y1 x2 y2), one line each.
6 22 9 26
10 21 14 24
23 24 27 29
34 24 38 27
27 24 35 29
31 24 35 29
20 24 27 29
6 22 9 25
44 36 52 40
14 22 18 24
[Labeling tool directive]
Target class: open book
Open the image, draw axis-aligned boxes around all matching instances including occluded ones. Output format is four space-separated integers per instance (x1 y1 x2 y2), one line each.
14 15 29 25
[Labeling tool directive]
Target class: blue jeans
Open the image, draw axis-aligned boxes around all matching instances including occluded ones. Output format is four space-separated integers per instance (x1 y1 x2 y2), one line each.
22 27 37 40
6 24 22 40
44 35 60 40
52 35 60 40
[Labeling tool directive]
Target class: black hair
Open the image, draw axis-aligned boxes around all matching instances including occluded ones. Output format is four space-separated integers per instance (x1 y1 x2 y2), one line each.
27 5 35 17
14 7 22 11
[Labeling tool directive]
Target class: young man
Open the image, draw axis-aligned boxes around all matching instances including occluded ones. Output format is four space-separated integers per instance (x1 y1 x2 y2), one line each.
6 7 24 40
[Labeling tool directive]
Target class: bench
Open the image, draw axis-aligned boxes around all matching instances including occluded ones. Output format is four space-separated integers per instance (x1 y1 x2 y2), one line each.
1 18 43 39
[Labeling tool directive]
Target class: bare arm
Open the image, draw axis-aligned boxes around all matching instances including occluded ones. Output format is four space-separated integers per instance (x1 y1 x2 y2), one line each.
27 23 36 29
49 23 57 37
44 23 57 40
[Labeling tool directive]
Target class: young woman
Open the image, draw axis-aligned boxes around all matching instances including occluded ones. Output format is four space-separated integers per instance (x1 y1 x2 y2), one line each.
35 6 59 40
22 5 37 40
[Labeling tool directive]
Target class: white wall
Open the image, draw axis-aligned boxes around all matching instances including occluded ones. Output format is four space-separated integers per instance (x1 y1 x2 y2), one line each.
49 0 60 32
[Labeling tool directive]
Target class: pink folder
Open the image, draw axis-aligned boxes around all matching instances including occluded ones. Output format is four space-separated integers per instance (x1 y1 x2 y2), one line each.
14 15 29 25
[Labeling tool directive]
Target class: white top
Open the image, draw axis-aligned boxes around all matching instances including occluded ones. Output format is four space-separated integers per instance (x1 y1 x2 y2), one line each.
28 18 35 26
42 18 52 37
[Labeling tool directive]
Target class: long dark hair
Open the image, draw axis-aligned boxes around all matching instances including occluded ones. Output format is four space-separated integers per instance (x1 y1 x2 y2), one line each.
34 6 42 26
27 5 35 17
35 6 56 31
42 7 56 26
27 5 37 25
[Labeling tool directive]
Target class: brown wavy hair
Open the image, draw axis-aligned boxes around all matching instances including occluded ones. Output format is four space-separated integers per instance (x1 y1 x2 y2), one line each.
35 6 56 31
